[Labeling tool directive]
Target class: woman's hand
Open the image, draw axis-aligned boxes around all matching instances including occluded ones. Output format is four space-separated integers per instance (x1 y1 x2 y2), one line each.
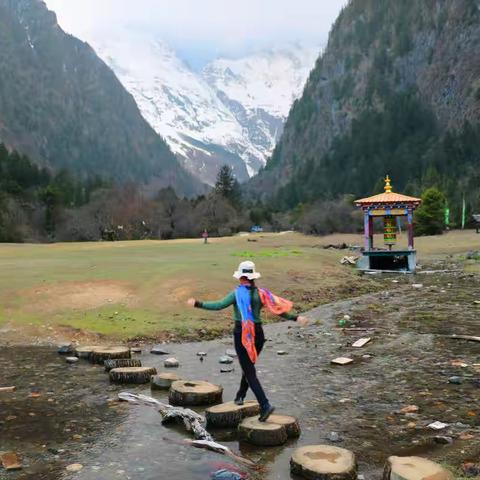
296 315 309 327
187 298 196 307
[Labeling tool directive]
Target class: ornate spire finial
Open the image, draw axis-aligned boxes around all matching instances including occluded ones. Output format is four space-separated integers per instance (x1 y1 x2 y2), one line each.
384 175 393 193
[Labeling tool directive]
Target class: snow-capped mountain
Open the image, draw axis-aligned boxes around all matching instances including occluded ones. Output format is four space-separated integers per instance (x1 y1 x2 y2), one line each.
89 31 319 185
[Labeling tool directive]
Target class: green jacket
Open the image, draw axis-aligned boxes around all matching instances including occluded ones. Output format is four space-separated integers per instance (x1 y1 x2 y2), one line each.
195 287 298 323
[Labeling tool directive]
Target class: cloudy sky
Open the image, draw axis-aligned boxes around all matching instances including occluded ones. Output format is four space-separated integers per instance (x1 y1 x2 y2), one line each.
45 0 346 66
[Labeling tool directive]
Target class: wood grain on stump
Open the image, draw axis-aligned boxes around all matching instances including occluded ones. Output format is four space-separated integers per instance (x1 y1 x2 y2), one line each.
266 414 301 438
290 445 357 480
90 347 131 364
238 416 288 446
151 373 182 390
104 358 141 372
383 456 454 480
206 400 260 428
169 380 223 406
109 366 157 384
74 345 102 359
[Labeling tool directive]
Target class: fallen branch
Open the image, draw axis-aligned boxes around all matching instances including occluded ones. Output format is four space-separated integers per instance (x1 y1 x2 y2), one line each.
450 335 480 343
119 392 256 468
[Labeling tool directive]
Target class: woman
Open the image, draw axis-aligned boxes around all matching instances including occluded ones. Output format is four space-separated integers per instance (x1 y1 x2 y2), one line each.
187 260 309 422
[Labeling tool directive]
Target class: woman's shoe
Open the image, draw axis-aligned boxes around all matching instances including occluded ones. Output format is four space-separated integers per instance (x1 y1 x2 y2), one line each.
234 397 244 406
259 404 275 422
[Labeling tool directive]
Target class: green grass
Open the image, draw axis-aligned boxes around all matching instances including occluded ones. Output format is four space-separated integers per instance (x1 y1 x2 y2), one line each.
0 230 478 342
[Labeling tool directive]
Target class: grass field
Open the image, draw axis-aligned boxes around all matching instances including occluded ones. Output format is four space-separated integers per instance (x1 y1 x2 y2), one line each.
0 230 478 343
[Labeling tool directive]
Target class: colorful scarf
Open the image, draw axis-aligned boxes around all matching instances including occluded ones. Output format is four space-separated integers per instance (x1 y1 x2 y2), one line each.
235 286 293 364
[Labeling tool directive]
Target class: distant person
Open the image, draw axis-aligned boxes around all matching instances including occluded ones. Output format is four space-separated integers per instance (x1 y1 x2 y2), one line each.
187 260 309 422
202 229 209 244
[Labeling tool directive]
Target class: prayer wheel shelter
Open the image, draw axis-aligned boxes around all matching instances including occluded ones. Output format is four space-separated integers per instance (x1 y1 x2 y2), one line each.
355 176 421 273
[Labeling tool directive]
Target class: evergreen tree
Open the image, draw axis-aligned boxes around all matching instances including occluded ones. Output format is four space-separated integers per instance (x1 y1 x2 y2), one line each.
215 165 241 205
415 187 447 236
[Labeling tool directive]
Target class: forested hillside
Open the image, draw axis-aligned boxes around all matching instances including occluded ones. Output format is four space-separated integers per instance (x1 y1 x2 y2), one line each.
254 0 480 224
0 0 200 195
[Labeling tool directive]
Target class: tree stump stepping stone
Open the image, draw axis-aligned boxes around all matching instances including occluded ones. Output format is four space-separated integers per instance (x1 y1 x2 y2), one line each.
90 347 131 364
169 380 223 406
238 416 288 446
206 400 260 428
383 456 454 480
109 366 157 384
290 445 357 480
266 414 301 438
151 373 182 390
104 358 141 372
74 345 102 359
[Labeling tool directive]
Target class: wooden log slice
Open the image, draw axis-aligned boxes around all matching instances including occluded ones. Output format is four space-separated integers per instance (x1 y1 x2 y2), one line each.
266 414 301 438
169 380 223 406
109 366 157 384
104 358 142 372
206 400 259 428
290 445 357 480
90 347 131 364
151 373 182 390
74 345 102 359
238 416 288 446
383 456 454 480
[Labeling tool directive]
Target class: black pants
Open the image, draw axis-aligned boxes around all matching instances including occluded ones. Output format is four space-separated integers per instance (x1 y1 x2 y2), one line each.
233 322 268 408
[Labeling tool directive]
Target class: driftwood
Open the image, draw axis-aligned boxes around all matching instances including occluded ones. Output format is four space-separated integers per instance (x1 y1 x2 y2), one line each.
118 392 256 468
104 358 141 372
450 335 480 343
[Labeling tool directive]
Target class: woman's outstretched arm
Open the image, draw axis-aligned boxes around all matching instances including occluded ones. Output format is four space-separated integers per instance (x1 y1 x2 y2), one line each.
187 291 236 311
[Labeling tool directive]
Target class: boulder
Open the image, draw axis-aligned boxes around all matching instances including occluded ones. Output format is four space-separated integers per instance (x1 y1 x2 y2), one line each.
150 346 170 355
164 357 179 368
290 445 357 480
383 456 454 480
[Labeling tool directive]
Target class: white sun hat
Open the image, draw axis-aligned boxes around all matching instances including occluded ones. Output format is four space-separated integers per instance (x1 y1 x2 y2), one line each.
233 260 261 280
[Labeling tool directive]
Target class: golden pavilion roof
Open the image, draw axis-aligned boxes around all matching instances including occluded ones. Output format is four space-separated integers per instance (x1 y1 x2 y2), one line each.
355 176 421 206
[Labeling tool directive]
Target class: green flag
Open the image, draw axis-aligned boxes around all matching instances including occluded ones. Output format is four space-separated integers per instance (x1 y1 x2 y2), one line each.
461 196 466 230
444 207 450 227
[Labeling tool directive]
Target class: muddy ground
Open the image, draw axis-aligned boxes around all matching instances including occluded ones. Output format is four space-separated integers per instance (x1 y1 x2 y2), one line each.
0 259 479 479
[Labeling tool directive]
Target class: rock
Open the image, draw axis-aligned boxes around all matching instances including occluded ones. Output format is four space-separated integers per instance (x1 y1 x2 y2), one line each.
150 373 181 390
104 358 142 372
239 416 288 446
220 366 234 373
109 366 157 384
164 357 179 368
352 337 372 348
448 376 463 385
196 351 207 357
331 357 354 366
206 400 260 428
225 349 237 357
290 445 357 480
150 346 170 355
277 350 288 356
399 405 419 414
57 344 73 355
412 284 423 289
383 456 453 480
65 357 79 364
433 436 453 444
219 355 234 364
327 431 343 443
427 421 449 430
169 380 223 406
90 347 131 365
66 463 84 473
1 452 22 471
130 347 142 353
211 470 243 480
